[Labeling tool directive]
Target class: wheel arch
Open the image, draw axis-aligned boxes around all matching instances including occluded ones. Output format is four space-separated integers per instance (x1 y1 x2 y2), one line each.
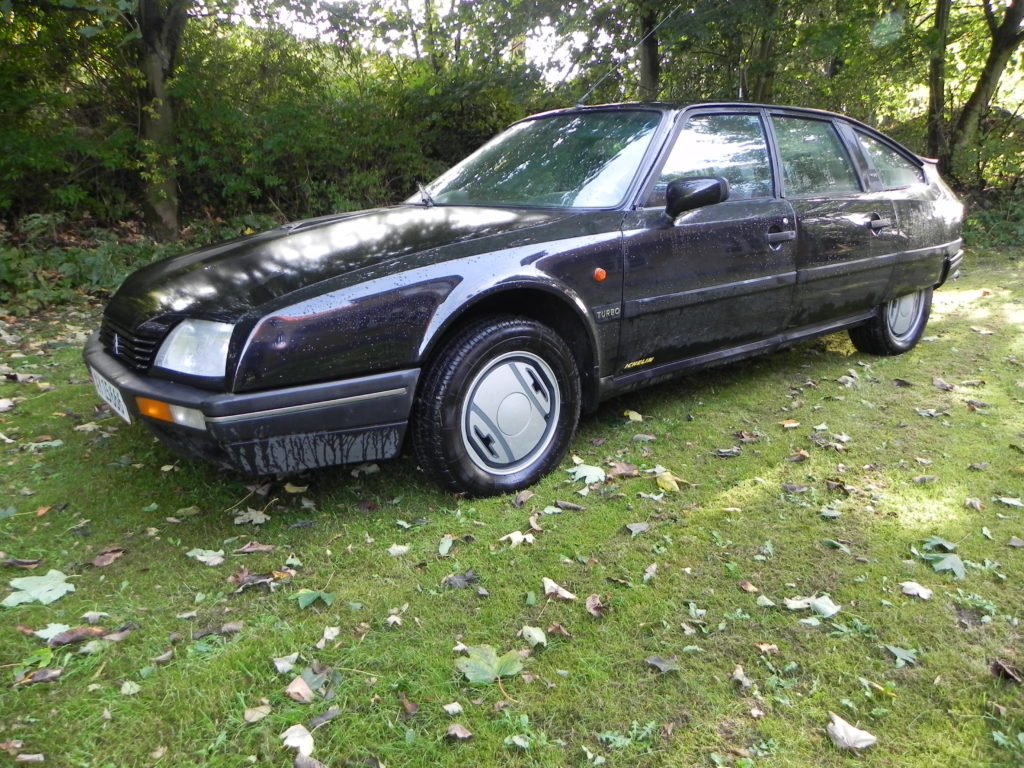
418 285 602 412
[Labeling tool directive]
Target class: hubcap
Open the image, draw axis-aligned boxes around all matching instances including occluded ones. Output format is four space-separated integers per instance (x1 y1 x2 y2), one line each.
461 351 560 474
886 291 922 341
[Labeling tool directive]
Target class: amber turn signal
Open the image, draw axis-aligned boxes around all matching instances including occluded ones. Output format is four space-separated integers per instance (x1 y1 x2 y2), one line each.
136 396 173 422
593 267 607 282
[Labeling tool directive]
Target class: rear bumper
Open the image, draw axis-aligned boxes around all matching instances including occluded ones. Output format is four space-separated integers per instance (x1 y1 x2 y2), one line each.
936 245 965 288
84 333 419 475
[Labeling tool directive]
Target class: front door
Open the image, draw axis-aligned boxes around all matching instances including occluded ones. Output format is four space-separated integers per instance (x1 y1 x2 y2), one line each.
617 110 797 375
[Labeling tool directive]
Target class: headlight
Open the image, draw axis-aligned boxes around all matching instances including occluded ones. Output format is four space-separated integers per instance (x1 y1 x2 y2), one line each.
154 319 234 378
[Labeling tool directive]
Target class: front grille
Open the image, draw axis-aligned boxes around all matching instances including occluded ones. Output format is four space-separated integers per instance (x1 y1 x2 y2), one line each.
99 316 165 370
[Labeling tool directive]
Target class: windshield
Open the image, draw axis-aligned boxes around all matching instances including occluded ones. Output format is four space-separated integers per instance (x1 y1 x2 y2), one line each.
411 111 663 209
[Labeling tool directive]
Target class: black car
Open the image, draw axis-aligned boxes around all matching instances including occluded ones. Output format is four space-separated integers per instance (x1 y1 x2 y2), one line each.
84 102 964 495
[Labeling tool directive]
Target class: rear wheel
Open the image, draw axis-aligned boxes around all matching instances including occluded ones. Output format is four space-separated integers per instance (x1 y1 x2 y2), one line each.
849 287 932 355
413 316 580 496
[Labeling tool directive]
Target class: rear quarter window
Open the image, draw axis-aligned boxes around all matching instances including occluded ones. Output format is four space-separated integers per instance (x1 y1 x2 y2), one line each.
856 131 924 189
771 115 862 197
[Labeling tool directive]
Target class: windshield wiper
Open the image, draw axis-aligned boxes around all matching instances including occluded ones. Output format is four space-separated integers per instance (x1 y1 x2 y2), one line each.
417 182 435 208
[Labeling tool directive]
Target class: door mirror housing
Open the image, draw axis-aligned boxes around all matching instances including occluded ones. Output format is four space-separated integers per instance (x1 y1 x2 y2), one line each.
665 177 730 218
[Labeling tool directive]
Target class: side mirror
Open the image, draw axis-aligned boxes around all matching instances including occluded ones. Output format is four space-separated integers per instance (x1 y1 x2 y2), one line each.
665 177 729 219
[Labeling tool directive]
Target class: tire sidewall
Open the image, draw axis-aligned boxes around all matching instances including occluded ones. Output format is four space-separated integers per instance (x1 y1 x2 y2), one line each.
432 320 579 495
882 287 933 353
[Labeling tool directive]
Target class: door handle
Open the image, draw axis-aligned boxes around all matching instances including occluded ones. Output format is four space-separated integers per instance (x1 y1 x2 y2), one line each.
766 230 796 244
869 216 892 231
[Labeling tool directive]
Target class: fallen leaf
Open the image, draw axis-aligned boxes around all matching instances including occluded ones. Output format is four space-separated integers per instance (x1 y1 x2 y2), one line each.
398 691 419 718
285 676 316 704
315 626 340 650
91 547 125 567
120 680 141 696
500 530 535 548
233 541 275 554
185 549 224 567
730 664 753 690
646 655 681 673
233 507 271 525
738 580 760 594
786 448 810 462
785 594 841 618
715 446 741 458
643 563 657 583
931 377 954 391
996 497 1024 508
624 409 644 422
441 569 478 589
892 378 913 387
18 668 62 685
625 522 650 537
1008 536 1024 548
445 723 473 741
442 702 464 716
280 724 315 756
826 712 877 750
2 569 75 606
756 643 779 655
607 461 639 478
81 611 109 624
513 490 534 508
387 543 410 557
884 645 918 667
244 704 272 723
0 557 42 569
542 577 576 601
899 581 933 600
519 625 546 647
566 463 605 484
455 645 523 683
778 419 800 429
48 626 106 647
273 652 299 674
585 594 605 617
283 483 308 494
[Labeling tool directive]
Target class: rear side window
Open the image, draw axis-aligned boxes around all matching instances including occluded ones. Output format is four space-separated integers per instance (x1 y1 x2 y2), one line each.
771 116 861 197
648 113 773 205
856 131 924 189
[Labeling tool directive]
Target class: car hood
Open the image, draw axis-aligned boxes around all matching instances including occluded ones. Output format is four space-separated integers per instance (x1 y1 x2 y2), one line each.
105 205 577 328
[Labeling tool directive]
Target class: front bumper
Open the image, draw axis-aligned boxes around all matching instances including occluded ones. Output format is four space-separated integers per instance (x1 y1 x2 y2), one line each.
84 333 419 475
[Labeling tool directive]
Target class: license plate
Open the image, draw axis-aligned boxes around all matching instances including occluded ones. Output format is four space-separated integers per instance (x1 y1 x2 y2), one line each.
90 367 132 424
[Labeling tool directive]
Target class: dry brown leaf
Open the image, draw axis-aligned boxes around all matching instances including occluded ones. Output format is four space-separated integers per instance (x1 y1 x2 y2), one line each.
48 626 106 647
542 577 576 601
285 676 315 704
233 541 275 554
91 548 125 567
585 593 605 617
445 723 473 741
738 580 760 594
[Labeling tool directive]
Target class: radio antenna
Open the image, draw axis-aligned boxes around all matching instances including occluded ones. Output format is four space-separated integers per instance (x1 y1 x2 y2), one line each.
576 3 684 107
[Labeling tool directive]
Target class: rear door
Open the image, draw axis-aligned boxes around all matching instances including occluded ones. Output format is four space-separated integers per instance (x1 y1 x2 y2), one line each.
617 109 797 374
769 112 900 329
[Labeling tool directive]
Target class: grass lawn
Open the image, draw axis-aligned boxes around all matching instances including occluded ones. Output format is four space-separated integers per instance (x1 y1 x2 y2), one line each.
1 247 1022 768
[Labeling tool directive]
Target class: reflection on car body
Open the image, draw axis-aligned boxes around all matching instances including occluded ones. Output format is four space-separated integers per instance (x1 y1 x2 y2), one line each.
84 102 964 495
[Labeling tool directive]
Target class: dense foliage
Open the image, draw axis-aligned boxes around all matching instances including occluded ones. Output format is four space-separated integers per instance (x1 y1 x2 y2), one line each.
0 0 1021 309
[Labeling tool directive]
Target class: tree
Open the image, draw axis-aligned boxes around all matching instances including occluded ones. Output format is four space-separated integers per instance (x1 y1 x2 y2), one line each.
946 0 1024 178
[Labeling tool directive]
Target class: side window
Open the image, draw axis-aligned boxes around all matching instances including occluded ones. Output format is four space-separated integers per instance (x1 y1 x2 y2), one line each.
856 131 924 189
647 113 772 206
771 116 861 197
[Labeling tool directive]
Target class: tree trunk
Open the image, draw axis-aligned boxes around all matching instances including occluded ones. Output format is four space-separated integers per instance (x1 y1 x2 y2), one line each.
927 0 951 167
949 0 1024 174
638 9 660 101
135 0 189 240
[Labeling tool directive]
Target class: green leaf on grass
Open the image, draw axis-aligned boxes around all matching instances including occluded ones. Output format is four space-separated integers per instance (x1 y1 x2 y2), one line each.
455 645 523 683
3 569 75 606
288 589 336 610
913 547 967 579
921 536 957 552
567 464 606 485
884 645 918 668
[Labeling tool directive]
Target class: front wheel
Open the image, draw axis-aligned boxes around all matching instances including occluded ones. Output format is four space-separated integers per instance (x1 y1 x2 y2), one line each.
848 287 933 355
413 317 580 496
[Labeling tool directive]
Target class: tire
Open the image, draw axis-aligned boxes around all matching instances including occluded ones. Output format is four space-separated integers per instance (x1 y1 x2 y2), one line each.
413 316 580 496
848 287 933 356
